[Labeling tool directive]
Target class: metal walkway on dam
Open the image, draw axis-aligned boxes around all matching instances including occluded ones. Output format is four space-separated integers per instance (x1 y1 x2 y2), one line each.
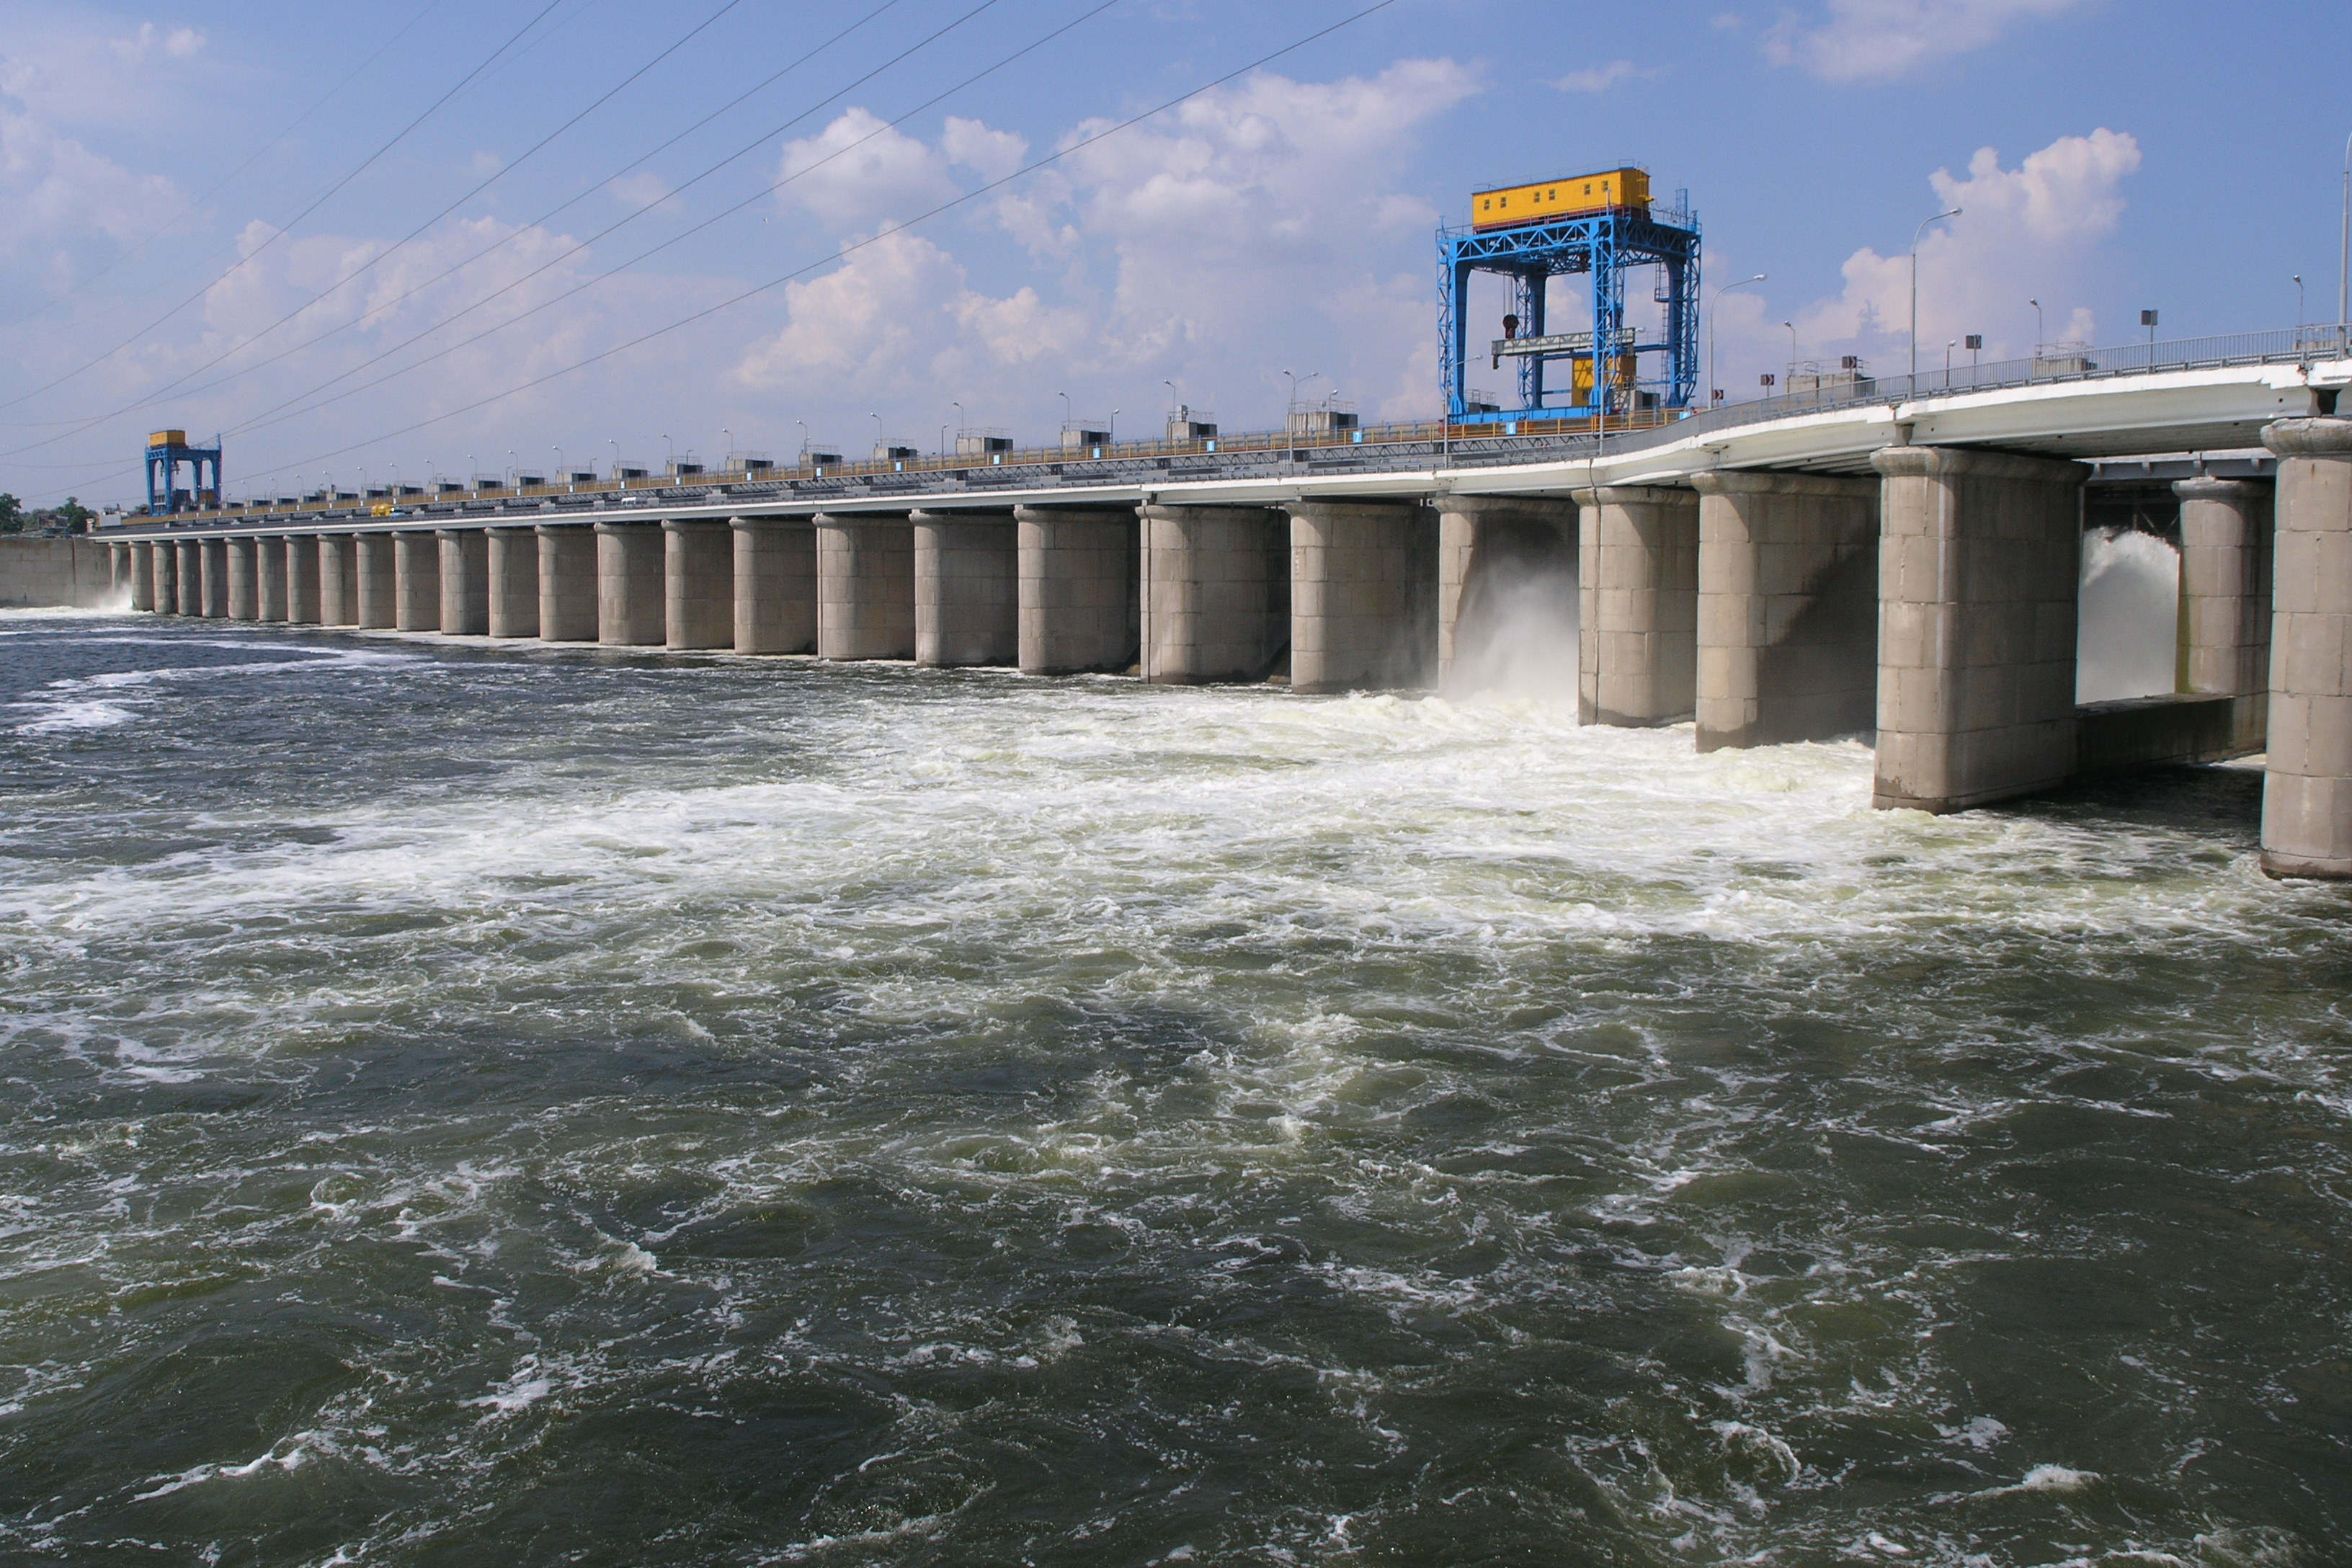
92 326 2352 881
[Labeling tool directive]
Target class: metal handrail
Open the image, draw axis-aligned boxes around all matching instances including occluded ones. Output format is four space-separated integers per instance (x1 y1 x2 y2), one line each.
157 325 2345 524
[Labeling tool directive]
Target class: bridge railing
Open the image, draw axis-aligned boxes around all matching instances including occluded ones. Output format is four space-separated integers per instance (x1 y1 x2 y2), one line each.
158 326 2348 524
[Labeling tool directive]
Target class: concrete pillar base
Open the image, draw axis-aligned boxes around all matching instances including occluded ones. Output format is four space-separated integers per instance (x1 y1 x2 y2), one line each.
438 529 489 636
1015 504 1137 674
816 514 916 661
1576 485 1699 725
321 536 361 626
1870 447 2086 813
2174 476 2272 757
913 509 1017 667
664 520 734 650
285 535 321 625
174 540 200 615
255 537 289 622
537 526 598 642
733 519 817 654
130 542 157 612
200 539 228 618
1286 500 1435 694
596 522 664 646
1140 504 1289 683
487 528 540 638
2260 419 2352 877
1693 470 1879 751
394 532 441 631
226 538 258 621
355 535 397 628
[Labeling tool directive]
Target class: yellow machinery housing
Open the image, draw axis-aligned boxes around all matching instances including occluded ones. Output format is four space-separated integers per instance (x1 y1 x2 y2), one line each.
148 429 187 448
1572 354 1638 400
1471 166 1649 232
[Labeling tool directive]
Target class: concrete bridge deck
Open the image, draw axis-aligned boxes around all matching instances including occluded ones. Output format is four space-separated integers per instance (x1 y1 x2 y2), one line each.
82 331 2352 879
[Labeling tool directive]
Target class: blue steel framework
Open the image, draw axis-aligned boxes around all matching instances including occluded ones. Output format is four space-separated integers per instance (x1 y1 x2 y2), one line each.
144 435 222 516
1438 199 1701 423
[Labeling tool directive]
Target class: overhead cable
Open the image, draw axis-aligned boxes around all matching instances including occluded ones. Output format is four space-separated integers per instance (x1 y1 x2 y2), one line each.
0 0 570 416
235 0 1402 484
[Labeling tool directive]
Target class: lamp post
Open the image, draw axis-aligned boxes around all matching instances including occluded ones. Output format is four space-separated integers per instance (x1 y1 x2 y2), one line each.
662 435 673 474
794 421 807 465
2340 130 2349 349
1109 408 1119 445
1707 273 1765 408
870 412 881 455
1163 378 1177 413
1910 206 1962 382
2029 298 2044 355
1783 321 1796 388
1944 340 1956 382
2296 274 2306 327
553 446 563 481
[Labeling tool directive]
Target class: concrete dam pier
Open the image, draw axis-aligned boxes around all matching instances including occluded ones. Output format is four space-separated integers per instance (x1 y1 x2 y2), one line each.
99 421 2341 876
84 329 2352 876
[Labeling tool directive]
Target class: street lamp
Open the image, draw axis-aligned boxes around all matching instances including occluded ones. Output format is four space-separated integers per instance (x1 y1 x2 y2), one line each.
794 421 807 463
1163 378 1177 412
1910 205 1962 381
1707 273 1765 408
2029 298 2044 355
2340 130 2350 347
1944 339 1956 382
662 435 673 473
1783 321 1796 388
1109 408 1119 444
2296 274 2306 327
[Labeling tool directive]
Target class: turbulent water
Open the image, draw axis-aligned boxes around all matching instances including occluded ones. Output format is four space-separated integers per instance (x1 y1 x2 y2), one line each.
4 610 2350 1568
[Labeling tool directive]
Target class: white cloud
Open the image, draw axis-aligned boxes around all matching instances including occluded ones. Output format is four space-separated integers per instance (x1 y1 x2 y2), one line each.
1791 128 2141 366
1764 0 2084 81
0 94 181 282
1554 61 1651 93
606 171 673 209
940 116 1026 182
737 59 1482 432
112 22 205 63
776 107 957 233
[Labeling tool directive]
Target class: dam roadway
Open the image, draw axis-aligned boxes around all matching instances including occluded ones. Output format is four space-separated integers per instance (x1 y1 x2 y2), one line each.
98 328 2352 877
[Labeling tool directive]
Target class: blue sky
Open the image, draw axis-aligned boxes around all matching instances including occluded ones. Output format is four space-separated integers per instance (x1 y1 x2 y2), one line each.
0 0 2343 506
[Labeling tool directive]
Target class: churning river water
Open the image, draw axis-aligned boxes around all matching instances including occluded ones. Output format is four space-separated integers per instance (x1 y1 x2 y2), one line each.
3 610 2349 1567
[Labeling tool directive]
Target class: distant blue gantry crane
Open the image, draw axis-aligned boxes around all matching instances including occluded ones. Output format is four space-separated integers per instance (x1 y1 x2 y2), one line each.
1438 165 1701 424
145 429 221 515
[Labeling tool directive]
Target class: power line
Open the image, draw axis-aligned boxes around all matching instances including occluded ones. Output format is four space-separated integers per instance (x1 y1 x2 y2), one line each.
0 0 570 416
236 0 1400 484
4 0 447 334
2 0 916 456
226 0 1110 442
56 0 752 432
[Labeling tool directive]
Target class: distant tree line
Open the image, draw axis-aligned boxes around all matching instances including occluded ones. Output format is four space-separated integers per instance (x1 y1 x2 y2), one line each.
0 494 96 535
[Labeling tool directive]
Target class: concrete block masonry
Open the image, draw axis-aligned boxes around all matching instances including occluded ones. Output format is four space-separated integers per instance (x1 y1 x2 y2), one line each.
0 538 115 607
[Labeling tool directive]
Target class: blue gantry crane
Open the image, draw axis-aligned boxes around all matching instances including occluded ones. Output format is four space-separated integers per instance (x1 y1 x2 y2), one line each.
144 429 221 515
1438 165 1701 424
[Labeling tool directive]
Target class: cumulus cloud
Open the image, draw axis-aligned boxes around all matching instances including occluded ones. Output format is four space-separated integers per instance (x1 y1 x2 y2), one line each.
1764 0 2083 81
739 59 1482 430
0 95 181 285
776 107 958 233
1791 128 2141 366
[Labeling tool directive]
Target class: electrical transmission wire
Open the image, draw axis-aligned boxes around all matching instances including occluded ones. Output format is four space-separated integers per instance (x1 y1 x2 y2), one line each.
1 0 921 458
235 0 1401 485
0 0 570 416
8 0 448 335
0 0 754 458
223 0 1111 442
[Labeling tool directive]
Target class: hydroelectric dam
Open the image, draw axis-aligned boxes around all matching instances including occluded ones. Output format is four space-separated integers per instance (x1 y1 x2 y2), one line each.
83 326 2352 875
